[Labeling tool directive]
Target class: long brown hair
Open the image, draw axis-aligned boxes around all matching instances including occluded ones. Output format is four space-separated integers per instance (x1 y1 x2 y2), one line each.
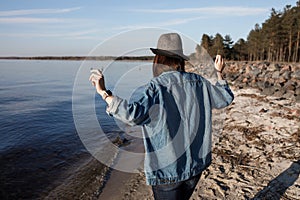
152 55 185 77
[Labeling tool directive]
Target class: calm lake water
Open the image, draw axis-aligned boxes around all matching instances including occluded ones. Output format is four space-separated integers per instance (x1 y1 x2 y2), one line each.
0 60 153 199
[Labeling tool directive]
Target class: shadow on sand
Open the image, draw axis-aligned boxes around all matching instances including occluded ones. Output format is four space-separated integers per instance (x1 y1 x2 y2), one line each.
252 160 300 200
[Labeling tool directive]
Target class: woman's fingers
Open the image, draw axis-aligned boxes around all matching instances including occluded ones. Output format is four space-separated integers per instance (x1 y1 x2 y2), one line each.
90 67 103 80
90 68 106 92
89 72 103 80
214 55 225 72
89 74 96 85
89 73 100 81
89 74 94 82
215 55 223 64
90 69 103 76
89 73 103 83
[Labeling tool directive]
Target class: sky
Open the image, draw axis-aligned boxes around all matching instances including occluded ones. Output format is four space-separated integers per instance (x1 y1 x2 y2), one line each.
0 0 298 56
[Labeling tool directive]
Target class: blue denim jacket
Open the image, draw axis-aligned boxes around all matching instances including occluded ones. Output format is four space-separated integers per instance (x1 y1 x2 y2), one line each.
106 71 234 185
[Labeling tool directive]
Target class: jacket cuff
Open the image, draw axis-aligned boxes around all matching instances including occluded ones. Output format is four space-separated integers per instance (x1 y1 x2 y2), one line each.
217 80 228 86
106 96 122 115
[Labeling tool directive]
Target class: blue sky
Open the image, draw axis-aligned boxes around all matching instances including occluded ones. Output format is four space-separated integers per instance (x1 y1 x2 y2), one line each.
0 0 297 56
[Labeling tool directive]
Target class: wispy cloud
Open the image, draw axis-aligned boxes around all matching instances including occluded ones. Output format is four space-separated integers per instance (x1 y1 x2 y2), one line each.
0 17 66 24
0 7 81 17
131 6 268 16
0 7 83 24
0 29 99 39
115 16 205 30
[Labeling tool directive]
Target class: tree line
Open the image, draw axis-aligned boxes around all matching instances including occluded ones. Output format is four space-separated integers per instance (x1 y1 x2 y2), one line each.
200 1 300 62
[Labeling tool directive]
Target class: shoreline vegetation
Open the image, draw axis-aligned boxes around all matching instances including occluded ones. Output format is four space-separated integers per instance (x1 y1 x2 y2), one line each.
0 56 154 61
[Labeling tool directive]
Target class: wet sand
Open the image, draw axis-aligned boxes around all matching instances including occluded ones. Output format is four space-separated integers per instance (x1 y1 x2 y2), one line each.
43 156 109 199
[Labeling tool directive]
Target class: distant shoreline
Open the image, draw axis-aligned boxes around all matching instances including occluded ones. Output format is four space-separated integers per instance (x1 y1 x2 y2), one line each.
0 56 154 61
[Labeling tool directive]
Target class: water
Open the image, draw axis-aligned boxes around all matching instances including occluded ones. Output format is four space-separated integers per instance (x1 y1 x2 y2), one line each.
0 60 153 199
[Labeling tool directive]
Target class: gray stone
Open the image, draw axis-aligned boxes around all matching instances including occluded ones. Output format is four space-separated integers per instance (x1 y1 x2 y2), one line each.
250 69 261 77
284 80 296 91
261 87 275 96
256 81 265 90
282 90 295 99
296 95 300 103
295 87 300 96
281 71 291 80
263 80 272 88
269 63 281 71
273 82 283 91
277 77 287 84
272 71 280 79
291 69 300 80
273 90 285 97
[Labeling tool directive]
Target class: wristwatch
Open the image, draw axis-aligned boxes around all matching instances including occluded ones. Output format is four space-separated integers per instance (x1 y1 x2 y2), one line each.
102 90 112 100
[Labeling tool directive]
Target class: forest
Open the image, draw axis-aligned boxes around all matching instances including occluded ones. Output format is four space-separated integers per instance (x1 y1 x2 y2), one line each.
200 1 300 62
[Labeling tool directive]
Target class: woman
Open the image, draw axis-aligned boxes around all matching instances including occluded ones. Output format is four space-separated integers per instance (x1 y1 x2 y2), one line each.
89 33 234 200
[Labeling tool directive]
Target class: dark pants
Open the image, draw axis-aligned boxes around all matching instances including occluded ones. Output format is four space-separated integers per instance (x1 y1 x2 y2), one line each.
151 173 201 200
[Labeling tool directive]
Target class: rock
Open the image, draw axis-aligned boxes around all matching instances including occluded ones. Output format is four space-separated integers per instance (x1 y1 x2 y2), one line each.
268 78 275 85
284 80 296 91
291 64 300 72
273 81 283 90
242 78 248 83
273 90 285 97
272 71 280 79
261 87 275 96
259 108 269 113
291 69 300 80
263 80 272 88
295 87 300 96
282 90 295 100
256 81 265 90
264 61 271 66
281 71 291 80
245 66 251 74
296 95 300 103
277 77 287 84
280 65 291 73
250 69 261 77
250 79 258 88
264 71 273 79
269 63 281 71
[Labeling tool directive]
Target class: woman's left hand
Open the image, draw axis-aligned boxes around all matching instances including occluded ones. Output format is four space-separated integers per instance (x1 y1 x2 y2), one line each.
214 55 225 72
89 69 106 95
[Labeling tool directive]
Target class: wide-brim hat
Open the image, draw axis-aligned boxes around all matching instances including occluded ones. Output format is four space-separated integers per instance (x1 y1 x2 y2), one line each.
150 33 189 61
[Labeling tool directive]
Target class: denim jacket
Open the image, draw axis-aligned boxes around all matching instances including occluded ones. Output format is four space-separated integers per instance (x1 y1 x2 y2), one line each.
106 71 234 185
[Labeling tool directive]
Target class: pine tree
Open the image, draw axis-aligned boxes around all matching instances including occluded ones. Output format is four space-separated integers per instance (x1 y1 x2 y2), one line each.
233 38 248 61
223 35 234 60
211 33 224 56
200 34 211 52
247 24 262 61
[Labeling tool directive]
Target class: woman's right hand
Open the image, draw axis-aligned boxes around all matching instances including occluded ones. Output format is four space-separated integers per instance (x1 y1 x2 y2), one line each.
89 68 106 95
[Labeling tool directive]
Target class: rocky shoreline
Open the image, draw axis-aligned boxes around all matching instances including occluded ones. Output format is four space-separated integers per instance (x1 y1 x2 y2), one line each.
223 61 300 102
